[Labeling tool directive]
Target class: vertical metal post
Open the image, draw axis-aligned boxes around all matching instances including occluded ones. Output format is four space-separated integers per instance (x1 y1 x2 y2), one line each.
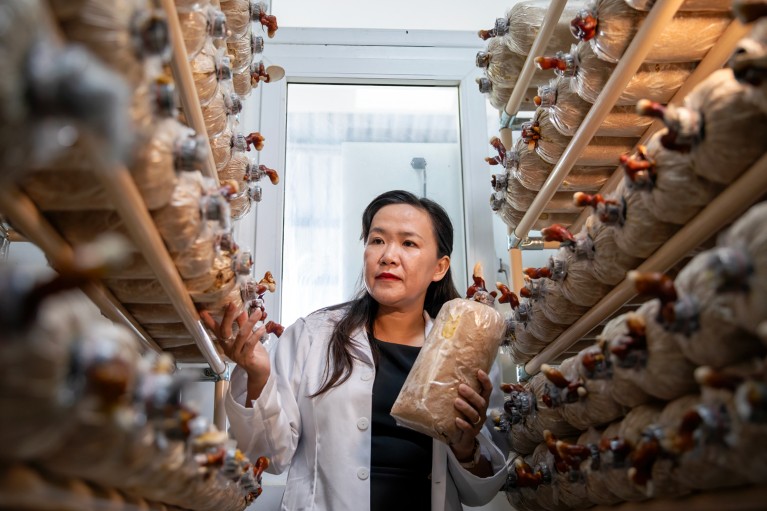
214 379 229 431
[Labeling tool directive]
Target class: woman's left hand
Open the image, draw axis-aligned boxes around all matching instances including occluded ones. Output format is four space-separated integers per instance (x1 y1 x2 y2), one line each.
450 369 493 461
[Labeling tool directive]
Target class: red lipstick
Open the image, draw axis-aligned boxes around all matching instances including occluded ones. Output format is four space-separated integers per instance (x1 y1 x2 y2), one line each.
376 272 401 280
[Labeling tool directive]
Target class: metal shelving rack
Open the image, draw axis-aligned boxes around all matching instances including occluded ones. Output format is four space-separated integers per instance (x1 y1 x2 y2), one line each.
493 0 756 378
0 0 247 428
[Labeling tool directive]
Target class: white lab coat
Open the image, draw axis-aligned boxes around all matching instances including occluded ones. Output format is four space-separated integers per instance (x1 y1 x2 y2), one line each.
226 306 511 511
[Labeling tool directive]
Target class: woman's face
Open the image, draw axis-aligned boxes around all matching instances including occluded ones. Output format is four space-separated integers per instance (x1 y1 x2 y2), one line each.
363 204 450 312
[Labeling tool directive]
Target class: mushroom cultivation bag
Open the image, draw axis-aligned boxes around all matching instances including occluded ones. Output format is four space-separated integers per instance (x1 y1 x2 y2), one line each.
391 298 506 444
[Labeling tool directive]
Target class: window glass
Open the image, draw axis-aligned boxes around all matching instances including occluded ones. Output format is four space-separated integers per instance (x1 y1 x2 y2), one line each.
282 84 466 326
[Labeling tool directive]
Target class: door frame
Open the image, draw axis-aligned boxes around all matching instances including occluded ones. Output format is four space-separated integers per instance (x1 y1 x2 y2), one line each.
237 28 495 323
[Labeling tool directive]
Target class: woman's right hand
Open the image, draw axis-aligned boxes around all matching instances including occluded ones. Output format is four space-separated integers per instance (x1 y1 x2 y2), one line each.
200 303 271 401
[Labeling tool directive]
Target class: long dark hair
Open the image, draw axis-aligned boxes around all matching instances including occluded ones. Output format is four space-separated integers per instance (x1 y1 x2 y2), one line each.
311 190 460 397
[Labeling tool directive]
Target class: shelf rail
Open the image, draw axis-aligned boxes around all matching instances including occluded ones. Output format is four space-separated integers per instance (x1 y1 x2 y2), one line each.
498 0 569 151
161 0 220 186
91 149 227 375
507 0 687 250
567 18 752 233
524 151 767 376
0 186 162 354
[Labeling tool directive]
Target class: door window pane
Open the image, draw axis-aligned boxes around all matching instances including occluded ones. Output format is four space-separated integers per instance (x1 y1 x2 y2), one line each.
282 84 466 326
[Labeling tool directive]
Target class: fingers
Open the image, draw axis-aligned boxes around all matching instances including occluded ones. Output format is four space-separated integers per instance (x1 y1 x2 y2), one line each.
454 416 477 435
240 307 264 335
477 369 493 400
200 310 217 332
458 383 487 418
239 324 268 359
231 308 265 357
454 393 484 428
235 310 248 329
220 303 238 338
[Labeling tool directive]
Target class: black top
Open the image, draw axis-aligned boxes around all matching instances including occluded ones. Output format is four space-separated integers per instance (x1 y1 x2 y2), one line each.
370 337 432 511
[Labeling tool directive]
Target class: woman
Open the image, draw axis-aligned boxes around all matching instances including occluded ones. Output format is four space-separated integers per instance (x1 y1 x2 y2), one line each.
202 190 510 510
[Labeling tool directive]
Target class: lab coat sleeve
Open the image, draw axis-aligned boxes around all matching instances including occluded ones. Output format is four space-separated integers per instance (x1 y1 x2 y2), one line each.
446 357 511 506
225 317 310 474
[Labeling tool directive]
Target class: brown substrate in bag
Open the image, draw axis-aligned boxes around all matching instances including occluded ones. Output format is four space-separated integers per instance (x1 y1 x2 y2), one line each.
525 108 637 166
670 252 764 367
559 42 695 106
511 138 613 192
577 0 731 64
537 76 652 137
391 299 506 444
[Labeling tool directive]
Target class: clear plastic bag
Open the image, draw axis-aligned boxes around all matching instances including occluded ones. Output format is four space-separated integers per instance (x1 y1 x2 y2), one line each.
628 396 699 498
125 303 182 323
178 87 231 137
144 323 189 338
554 430 601 508
477 38 551 91
131 117 205 208
571 0 731 63
639 68 767 186
520 299 569 344
544 247 612 307
491 192 575 230
227 25 255 72
209 129 235 170
599 404 663 502
626 0 734 10
0 291 105 461
503 455 551 511
1 4 135 175
595 315 653 408
587 179 679 258
585 215 642 285
21 115 183 212
503 174 581 214
218 149 251 190
570 427 623 506
667 254 763 367
200 280 246 324
131 80 155 133
390 298 506 444
729 19 767 115
536 76 652 137
477 78 538 112
232 68 252 97
523 278 590 326
191 42 222 105
607 302 698 401
518 443 571 511
491 0 587 56
211 129 252 173
184 252 235 294
506 319 552 365
719 202 767 336
542 351 626 430
152 171 205 253
623 131 719 225
55 0 170 85
527 373 583 441
221 0 257 38
228 189 253 219
178 5 227 60
538 42 695 106
521 108 637 166
106 278 170 303
508 138 613 192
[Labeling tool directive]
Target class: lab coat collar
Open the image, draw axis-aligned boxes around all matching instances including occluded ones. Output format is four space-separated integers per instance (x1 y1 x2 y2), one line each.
348 310 434 366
